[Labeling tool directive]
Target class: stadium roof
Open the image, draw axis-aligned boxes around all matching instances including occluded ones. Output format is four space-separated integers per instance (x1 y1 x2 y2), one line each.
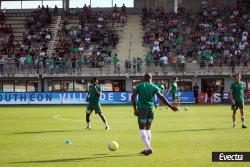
0 0 134 9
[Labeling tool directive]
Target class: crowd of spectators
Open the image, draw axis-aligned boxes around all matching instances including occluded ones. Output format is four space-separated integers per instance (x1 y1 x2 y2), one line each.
142 4 249 72
0 10 12 56
0 24 11 34
0 4 127 74
0 9 6 21
0 6 53 73
124 57 143 73
1 3 249 74
68 4 127 26
46 4 125 73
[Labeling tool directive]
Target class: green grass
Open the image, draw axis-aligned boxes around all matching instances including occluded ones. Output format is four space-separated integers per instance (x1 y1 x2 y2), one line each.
0 105 249 167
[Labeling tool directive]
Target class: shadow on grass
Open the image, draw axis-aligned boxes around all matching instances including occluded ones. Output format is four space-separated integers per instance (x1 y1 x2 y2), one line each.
155 128 229 133
10 153 140 164
8 129 103 135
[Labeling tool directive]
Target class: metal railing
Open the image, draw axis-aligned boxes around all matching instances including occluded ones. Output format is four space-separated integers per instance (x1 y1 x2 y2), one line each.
0 60 249 76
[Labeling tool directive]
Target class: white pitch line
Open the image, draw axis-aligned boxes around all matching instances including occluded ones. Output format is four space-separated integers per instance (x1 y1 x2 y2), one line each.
53 115 82 122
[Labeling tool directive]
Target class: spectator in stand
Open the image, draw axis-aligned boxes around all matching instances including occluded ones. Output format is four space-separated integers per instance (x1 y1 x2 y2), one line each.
137 58 143 73
125 59 131 73
145 52 153 67
160 54 168 68
112 53 119 73
132 57 137 73
121 4 127 13
54 5 58 14
0 56 5 74
193 83 199 104
19 55 26 71
178 52 185 71
208 55 214 71
207 85 213 103
0 9 6 21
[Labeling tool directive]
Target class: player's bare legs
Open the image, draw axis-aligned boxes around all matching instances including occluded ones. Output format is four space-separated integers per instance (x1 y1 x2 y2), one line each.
240 108 247 128
98 113 110 130
172 98 180 109
86 110 92 129
232 110 236 128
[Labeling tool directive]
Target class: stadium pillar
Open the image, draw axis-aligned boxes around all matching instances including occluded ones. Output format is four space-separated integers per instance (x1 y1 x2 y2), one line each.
146 0 149 9
174 0 178 13
125 79 133 91
43 79 49 92
63 0 69 11
38 74 44 92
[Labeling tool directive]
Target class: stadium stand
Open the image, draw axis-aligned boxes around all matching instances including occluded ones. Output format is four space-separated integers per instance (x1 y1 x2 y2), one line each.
141 4 249 73
0 5 128 74
0 0 249 93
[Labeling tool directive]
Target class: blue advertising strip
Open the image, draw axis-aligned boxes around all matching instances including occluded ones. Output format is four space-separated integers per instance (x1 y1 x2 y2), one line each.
163 92 195 104
0 92 195 105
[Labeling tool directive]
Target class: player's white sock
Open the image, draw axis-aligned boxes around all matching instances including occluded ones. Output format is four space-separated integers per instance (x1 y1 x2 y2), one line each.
145 130 151 143
140 130 151 151
87 122 90 128
241 116 245 125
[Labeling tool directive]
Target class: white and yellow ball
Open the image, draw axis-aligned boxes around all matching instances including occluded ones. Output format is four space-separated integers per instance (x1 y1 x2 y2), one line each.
108 141 119 151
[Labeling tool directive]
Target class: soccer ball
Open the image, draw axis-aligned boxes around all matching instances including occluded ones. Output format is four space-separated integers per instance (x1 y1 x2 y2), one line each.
108 141 119 151
184 107 189 111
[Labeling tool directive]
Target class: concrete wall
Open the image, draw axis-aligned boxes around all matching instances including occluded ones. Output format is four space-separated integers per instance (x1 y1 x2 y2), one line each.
182 0 237 11
125 78 133 91
224 77 234 93
134 0 237 12
134 0 175 12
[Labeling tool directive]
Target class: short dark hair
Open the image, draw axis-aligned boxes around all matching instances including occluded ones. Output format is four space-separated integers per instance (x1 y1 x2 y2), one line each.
92 77 98 82
173 76 178 81
235 73 241 76
144 73 152 81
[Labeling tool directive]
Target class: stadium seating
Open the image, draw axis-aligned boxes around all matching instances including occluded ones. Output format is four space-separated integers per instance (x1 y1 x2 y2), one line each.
0 5 249 75
0 6 129 75
141 5 249 73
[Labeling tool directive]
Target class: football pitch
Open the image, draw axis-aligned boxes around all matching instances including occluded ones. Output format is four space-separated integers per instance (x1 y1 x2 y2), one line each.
0 105 249 167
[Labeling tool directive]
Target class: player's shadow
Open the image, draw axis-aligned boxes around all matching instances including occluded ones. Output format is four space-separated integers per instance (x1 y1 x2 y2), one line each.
9 129 103 135
10 154 140 164
155 128 228 133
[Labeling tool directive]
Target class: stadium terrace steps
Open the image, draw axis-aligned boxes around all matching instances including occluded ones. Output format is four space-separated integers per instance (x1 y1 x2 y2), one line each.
1 16 62 44
2 16 26 43
46 16 62 56
116 15 148 62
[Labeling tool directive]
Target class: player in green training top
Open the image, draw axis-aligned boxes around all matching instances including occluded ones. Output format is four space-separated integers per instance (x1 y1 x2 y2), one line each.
156 82 165 110
168 77 180 108
230 73 247 128
132 73 178 156
85 78 110 130
158 83 165 95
